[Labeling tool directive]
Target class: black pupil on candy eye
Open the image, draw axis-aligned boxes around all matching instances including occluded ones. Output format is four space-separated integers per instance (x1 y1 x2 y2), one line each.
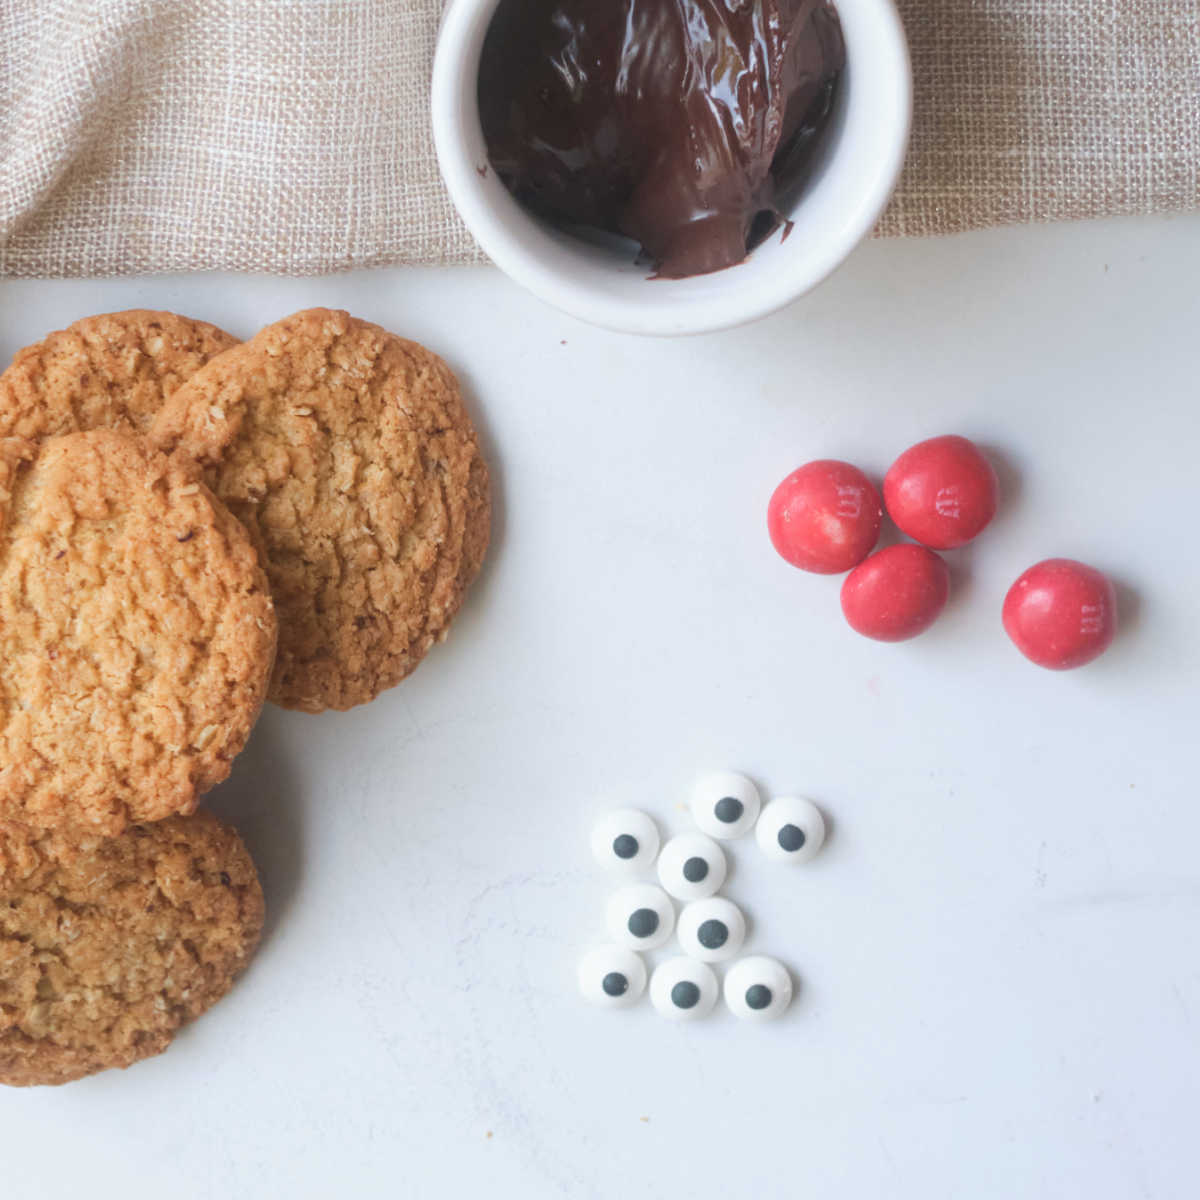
671 981 700 1009
682 856 708 883
613 834 639 859
745 984 772 1010
602 972 628 997
778 824 806 852
628 908 659 938
714 797 743 824
697 919 728 949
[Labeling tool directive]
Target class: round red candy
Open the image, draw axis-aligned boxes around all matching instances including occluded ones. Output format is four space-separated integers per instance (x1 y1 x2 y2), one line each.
840 544 950 642
767 460 882 574
1002 559 1117 670
883 435 999 550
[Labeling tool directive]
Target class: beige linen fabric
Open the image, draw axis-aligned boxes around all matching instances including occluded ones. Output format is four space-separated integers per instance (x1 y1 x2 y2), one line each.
1 0 1197 277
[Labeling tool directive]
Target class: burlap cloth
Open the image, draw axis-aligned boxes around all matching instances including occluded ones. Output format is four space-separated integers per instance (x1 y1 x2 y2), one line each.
1 1 1197 278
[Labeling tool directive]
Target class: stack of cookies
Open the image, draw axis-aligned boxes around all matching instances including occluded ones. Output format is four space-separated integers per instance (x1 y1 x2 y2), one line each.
0 308 491 1085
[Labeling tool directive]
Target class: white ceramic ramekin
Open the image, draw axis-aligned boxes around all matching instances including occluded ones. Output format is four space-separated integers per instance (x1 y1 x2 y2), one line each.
432 0 911 336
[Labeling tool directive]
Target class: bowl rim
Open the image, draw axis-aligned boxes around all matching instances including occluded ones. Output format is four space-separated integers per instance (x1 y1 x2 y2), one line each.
432 0 913 336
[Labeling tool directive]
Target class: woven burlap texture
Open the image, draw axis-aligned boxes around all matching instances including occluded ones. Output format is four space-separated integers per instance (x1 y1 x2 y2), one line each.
1 0 1197 277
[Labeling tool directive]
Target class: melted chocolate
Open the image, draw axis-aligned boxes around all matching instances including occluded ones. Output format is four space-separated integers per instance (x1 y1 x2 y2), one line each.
478 0 845 279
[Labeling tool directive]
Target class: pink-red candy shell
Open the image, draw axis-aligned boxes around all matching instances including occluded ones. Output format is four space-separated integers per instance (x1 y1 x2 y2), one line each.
883 435 999 550
1002 558 1117 670
767 460 883 574
841 544 950 642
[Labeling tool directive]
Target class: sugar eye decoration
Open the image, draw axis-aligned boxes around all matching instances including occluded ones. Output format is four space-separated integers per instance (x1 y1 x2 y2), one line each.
723 956 793 1021
650 957 719 1021
656 832 727 901
690 770 761 840
590 808 660 874
578 946 647 1008
755 796 826 864
606 883 676 950
676 896 746 963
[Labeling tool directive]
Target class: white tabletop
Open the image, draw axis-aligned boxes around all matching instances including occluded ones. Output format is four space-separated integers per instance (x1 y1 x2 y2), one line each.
2 214 1199 1199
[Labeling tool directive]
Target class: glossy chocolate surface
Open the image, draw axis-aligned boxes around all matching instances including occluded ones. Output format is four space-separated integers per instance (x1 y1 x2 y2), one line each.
478 0 845 278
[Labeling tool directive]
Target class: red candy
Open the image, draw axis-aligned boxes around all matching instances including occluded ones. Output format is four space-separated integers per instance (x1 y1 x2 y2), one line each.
767 460 882 574
1002 558 1117 670
883 435 999 550
840 544 950 642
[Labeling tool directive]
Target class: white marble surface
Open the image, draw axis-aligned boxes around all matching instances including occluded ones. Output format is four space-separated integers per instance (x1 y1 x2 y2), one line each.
2 214 1199 1199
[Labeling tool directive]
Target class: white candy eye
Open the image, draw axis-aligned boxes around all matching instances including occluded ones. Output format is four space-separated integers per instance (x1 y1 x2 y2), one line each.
690 770 761 839
590 808 660 873
723 956 794 1020
676 896 746 962
656 833 727 900
578 946 647 1007
755 796 826 864
649 957 719 1021
606 883 675 950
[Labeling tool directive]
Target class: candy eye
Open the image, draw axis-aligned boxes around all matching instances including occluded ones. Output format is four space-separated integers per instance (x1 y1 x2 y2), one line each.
676 896 746 962
656 832 727 900
650 957 719 1021
723 956 794 1020
590 808 660 873
606 883 676 950
755 796 826 863
578 946 647 1007
690 770 761 839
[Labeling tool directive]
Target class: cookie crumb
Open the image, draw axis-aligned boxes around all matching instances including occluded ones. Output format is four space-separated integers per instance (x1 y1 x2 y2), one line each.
193 724 219 751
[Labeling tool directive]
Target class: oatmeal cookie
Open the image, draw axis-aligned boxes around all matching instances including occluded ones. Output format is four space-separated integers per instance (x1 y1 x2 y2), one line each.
0 810 264 1087
150 308 490 713
0 310 238 440
0 430 276 835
